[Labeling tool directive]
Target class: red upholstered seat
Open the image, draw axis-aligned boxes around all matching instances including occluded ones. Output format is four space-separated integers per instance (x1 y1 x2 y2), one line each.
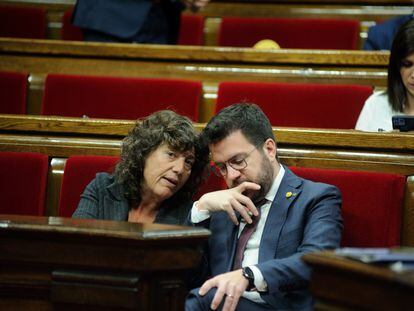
194 163 227 200
0 5 46 39
178 14 204 45
216 82 372 129
58 155 119 217
290 166 405 247
0 152 48 216
61 8 83 41
42 74 202 121
0 71 28 114
218 17 360 50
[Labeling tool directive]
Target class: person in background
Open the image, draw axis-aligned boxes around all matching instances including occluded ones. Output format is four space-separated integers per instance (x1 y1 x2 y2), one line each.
363 9 413 50
73 110 208 225
186 103 342 311
356 19 414 132
72 0 209 44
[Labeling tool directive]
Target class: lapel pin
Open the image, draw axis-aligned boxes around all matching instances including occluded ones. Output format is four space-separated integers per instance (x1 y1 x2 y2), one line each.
286 191 297 198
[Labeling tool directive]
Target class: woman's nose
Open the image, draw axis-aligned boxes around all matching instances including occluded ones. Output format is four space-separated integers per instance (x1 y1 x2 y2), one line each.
172 158 185 174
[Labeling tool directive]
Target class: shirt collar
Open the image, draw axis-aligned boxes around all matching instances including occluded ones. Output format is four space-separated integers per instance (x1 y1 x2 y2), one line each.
264 164 285 203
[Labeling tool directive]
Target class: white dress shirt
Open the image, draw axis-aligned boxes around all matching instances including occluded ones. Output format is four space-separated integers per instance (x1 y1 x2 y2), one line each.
191 165 285 303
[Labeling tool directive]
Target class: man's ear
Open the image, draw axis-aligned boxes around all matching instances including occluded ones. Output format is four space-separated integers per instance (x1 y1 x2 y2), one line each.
263 138 277 161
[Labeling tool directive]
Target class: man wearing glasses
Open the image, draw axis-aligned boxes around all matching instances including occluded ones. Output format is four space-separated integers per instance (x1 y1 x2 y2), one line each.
186 103 343 311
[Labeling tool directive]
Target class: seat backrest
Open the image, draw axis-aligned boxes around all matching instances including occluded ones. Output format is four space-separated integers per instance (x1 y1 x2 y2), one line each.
0 5 46 39
61 8 83 41
216 81 372 129
42 74 202 121
58 155 119 217
218 17 360 50
0 152 48 216
0 71 28 114
290 166 405 247
194 163 227 200
178 14 204 45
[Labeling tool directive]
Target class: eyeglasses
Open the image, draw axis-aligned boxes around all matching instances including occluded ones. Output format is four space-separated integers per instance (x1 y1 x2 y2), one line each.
211 144 260 177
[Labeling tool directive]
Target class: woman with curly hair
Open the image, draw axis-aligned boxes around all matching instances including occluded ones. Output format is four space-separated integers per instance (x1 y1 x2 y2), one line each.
73 110 208 225
356 19 414 131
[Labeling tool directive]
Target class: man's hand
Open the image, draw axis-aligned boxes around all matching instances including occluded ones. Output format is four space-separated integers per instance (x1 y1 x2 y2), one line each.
183 0 210 12
197 182 260 225
199 270 248 311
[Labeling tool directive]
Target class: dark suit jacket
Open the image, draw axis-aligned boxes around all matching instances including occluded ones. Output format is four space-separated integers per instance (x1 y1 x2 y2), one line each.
73 172 192 225
72 0 184 43
363 14 412 50
193 166 343 310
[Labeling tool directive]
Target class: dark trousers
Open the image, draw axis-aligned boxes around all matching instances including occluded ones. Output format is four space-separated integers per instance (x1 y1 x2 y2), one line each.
82 4 176 44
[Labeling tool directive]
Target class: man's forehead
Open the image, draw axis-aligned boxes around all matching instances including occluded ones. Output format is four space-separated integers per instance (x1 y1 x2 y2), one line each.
209 131 254 161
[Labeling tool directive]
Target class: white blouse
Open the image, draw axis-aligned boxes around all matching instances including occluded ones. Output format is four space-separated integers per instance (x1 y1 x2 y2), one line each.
355 91 399 132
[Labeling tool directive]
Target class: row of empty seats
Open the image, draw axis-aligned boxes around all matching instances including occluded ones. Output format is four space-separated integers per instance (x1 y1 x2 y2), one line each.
0 151 405 248
1 5 361 49
0 71 373 128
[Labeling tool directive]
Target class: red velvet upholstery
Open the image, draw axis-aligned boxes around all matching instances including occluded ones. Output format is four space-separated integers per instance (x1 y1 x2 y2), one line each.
290 166 405 247
178 14 204 45
0 71 28 114
42 74 202 121
0 152 48 216
0 5 46 39
61 8 83 41
216 82 372 129
218 17 360 49
194 163 227 200
58 155 119 217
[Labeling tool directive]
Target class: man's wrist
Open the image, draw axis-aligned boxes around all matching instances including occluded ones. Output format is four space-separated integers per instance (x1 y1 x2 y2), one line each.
242 267 255 291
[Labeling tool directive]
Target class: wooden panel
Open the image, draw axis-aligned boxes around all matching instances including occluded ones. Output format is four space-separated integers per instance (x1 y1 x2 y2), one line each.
303 251 414 310
0 215 209 310
0 38 388 122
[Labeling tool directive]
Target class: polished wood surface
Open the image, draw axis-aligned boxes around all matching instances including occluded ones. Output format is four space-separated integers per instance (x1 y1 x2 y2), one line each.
0 114 414 246
303 251 414 310
0 38 387 121
0 214 210 310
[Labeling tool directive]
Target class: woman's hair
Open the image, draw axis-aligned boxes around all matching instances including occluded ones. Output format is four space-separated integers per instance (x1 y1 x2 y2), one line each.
388 19 414 112
114 110 208 206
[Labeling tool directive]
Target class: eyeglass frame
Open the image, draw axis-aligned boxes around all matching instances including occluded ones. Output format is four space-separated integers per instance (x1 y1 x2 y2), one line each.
211 142 263 177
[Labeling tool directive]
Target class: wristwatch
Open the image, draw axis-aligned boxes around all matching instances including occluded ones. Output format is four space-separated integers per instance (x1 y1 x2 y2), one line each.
242 266 255 291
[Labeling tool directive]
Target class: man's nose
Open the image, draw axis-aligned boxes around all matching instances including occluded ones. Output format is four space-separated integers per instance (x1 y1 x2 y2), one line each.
225 164 241 182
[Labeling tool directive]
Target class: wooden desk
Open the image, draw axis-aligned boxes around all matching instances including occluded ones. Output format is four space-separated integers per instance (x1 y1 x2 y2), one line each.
303 251 414 310
0 214 210 310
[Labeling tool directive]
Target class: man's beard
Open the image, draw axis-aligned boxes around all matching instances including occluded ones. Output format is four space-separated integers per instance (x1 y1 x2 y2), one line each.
235 154 274 205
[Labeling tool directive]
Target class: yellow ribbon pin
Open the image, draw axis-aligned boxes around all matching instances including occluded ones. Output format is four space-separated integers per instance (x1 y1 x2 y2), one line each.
286 191 293 198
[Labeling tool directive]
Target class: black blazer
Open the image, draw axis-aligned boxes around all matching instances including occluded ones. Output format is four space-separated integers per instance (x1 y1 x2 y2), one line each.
73 172 192 225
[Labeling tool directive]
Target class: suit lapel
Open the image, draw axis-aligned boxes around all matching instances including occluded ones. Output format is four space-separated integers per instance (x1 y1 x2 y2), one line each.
259 167 303 262
105 181 129 221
